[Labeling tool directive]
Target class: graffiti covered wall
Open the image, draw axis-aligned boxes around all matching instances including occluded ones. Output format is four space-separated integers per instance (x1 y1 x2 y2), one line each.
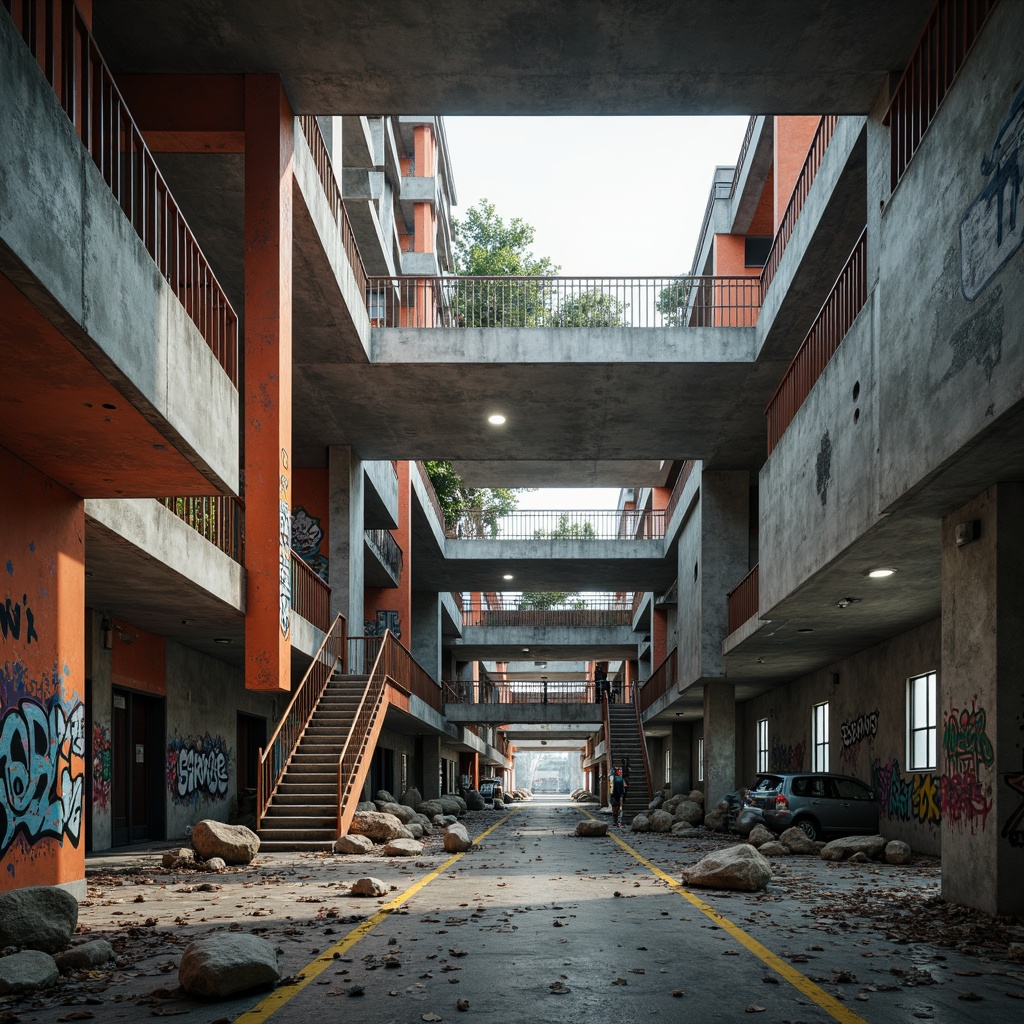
0 447 85 892
166 733 231 805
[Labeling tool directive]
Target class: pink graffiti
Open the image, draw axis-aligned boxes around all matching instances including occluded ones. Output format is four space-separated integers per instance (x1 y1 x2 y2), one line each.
941 770 993 832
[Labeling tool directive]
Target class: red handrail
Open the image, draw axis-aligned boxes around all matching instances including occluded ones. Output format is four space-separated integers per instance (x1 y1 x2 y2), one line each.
664 460 696 525
160 496 244 563
726 565 760 635
636 649 678 715
290 551 331 633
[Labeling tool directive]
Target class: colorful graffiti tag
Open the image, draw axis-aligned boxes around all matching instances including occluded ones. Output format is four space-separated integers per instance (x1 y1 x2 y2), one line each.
872 758 942 827
166 734 230 805
839 709 879 766
92 723 112 812
942 701 994 832
292 507 328 583
769 737 805 773
0 596 39 645
0 693 85 858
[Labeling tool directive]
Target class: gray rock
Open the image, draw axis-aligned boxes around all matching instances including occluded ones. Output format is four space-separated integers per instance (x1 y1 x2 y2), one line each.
384 838 423 856
407 822 425 838
54 940 114 972
492 798 504 811
464 789 486 811
758 841 789 857
418 799 445 818
356 800 377 812
576 820 609 837
648 795 664 810
779 827 819 854
631 814 651 833
374 790 397 804
379 802 416 823
885 840 913 865
335 834 375 855
409 813 433 831
704 808 727 832
162 848 195 868
662 794 683 814
649 809 675 833
350 877 388 897
0 950 59 994
443 823 472 852
672 801 705 826
432 814 448 826
671 823 700 836
747 824 776 848
682 844 773 892
203 857 227 872
349 811 411 843
442 814 459 826
439 795 463 816
400 787 423 809
688 789 705 805
0 886 79 953
192 820 260 864
503 793 513 804
848 852 871 864
820 835 887 862
178 935 280 998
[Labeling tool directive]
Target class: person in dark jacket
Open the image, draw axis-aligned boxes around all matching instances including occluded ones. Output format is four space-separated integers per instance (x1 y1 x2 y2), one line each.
610 766 627 826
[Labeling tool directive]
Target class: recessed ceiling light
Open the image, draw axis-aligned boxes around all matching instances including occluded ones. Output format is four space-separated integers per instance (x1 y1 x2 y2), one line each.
213 637 233 644
867 568 896 578
487 414 506 425
503 573 513 580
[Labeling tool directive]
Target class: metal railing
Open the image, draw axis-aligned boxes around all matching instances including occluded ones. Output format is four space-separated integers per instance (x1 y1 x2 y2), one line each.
691 178 735 273
726 564 760 635
347 634 385 674
629 680 655 798
160 496 244 563
446 508 666 541
765 228 868 454
415 460 447 531
2 0 239 385
367 275 762 329
883 0 997 190
636 649 678 715
462 592 635 628
729 115 760 199
365 528 403 580
760 115 840 296
664 460 697 525
296 114 369 300
290 551 331 633
256 613 346 829
444 679 598 704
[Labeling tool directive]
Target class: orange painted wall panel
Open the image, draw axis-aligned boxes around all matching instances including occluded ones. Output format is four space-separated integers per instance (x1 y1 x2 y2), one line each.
749 166 775 237
413 125 437 178
0 445 85 891
774 116 821 233
292 469 329 583
110 620 166 696
414 204 436 254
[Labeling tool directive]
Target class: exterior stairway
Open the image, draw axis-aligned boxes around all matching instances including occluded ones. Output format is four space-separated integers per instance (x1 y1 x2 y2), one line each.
258 673 369 852
608 701 652 821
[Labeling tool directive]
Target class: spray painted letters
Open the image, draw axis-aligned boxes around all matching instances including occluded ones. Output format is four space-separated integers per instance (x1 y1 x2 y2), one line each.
166 734 230 805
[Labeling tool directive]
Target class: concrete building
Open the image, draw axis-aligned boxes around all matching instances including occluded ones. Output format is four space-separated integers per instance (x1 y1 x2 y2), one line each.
1 0 1022 918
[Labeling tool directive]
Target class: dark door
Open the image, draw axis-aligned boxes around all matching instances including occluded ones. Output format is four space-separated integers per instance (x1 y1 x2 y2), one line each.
236 713 267 795
113 689 165 845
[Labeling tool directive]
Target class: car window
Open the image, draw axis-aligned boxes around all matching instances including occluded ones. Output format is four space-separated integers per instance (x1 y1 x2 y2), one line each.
833 778 872 800
754 775 783 792
791 777 811 796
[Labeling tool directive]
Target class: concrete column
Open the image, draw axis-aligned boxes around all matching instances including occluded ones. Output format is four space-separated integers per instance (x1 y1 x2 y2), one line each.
670 721 693 795
941 484 1024 916
328 446 364 664
412 592 441 680
417 735 442 800
703 681 737 805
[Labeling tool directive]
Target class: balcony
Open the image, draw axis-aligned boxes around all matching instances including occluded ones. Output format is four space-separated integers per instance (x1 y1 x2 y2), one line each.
462 592 635 628
365 528 403 587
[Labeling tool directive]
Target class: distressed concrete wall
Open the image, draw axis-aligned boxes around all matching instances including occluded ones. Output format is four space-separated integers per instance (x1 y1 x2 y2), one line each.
87 609 114 852
738 618 941 854
412 593 441 681
328 447 364 658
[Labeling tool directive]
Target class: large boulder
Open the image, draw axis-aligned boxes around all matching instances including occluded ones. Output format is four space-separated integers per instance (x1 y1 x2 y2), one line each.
350 877 388 897
648 795 664 811
418 799 444 819
349 811 413 843
401 787 423 809
378 802 416 823
492 798 505 811
575 820 609 837
54 940 114 972
631 813 651 833
443 823 472 852
779 827 819 855
192 821 260 865
688 790 705 805
673 801 705 826
0 950 59 994
335 834 375 855
885 840 913 865
682 844 773 892
820 835 887 862
179 935 280 998
356 800 377 812
671 822 700 837
374 789 397 804
464 789 486 811
439 795 463 816
747 824 776 848
0 886 78 953
704 808 728 832
407 823 425 838
662 794 683 815
409 813 433 831
384 838 423 857
759 841 789 858
162 847 196 868
649 810 675 833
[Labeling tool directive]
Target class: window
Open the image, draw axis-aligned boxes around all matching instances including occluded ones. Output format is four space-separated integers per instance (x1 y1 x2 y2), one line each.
744 236 773 267
908 671 938 770
812 702 830 772
834 778 872 800
697 737 705 782
756 718 768 772
664 749 672 786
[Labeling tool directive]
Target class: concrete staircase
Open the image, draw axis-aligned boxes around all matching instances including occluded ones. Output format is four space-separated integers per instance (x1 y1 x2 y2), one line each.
608 702 652 821
258 673 369 852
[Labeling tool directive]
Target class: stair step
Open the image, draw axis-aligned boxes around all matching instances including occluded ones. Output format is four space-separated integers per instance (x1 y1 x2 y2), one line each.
272 790 336 803
258 840 338 853
262 815 337 829
258 827 337 842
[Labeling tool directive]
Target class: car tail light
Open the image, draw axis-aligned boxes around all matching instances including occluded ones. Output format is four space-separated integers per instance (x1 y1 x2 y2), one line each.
775 794 789 809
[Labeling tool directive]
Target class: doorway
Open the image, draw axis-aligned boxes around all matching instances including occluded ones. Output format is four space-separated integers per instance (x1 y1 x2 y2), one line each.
112 689 166 845
236 713 267 797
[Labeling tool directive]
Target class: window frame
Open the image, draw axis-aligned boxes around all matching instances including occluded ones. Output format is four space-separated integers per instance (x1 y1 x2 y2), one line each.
697 736 705 782
756 717 769 773
812 701 830 772
907 670 938 771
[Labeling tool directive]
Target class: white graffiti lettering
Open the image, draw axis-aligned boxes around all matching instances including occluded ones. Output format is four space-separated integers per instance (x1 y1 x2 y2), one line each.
279 499 291 637
840 709 880 749
175 748 229 800
0 698 85 856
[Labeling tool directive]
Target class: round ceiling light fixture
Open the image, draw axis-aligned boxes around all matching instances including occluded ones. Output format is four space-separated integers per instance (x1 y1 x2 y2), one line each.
867 568 896 578
487 413 507 425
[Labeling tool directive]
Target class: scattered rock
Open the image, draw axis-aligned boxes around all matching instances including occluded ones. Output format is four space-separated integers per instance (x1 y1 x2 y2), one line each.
648 795 664 810
203 857 227 872
379 802 416 823
161 848 196 868
439 795 464 816
758 842 789 857
191 821 260 865
384 838 423 857
356 800 377 812
704 808 727 832
375 789 397 804
350 878 388 897
575 820 609 837
350 811 413 843
178 934 280 997
443 823 472 852
688 790 705 805
407 823 425 838
54 940 115 972
410 813 434 831
335 834 375 855
778 827 819 854
0 886 79 953
418 800 445 819
747 824 776 848
673 801 705 826
401 787 423 808
0 950 59 994
819 835 886 862
464 789 486 811
492 798 504 811
682 844 773 892
649 809 675 833
885 840 913 865
848 852 870 864
671 823 700 836
631 814 651 833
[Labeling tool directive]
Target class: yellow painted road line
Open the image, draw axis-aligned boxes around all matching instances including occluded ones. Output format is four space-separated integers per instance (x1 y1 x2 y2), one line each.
234 807 520 1023
595 815 869 1024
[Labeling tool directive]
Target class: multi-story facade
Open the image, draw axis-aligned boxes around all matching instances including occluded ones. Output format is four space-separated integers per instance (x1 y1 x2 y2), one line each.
2 0 1022 918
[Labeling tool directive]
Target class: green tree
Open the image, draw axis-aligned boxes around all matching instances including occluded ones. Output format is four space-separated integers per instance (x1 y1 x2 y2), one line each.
452 200 559 326
423 460 527 538
518 592 581 610
553 291 627 327
656 278 693 326
533 513 597 540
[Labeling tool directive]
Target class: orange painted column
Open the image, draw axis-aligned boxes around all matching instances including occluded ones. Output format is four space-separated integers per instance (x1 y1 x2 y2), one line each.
243 75 294 693
653 609 668 668
0 447 85 893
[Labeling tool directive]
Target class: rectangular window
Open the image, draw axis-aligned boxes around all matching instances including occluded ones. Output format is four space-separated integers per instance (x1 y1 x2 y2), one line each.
744 236 773 267
908 671 938 770
664 749 672 786
812 702 830 772
697 737 705 782
756 718 769 773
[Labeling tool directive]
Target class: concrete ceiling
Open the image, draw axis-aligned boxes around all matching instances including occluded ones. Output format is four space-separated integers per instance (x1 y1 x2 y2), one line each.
93 2 934 116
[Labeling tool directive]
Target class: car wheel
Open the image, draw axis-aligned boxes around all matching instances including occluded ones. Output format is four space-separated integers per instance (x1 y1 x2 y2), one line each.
796 818 820 841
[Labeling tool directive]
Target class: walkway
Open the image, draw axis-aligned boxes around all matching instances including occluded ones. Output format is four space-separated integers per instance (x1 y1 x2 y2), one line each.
20 800 1024 1024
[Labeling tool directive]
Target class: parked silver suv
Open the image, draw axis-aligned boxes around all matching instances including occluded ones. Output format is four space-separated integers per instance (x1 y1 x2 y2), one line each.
739 772 878 841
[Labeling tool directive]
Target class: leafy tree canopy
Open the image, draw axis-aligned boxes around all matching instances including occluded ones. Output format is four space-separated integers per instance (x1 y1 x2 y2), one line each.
453 199 559 277
554 292 627 328
423 460 530 537
533 513 597 540
656 278 693 326
517 592 584 610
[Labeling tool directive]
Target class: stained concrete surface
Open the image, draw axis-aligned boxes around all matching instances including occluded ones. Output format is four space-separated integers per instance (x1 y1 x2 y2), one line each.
5 797 1024 1023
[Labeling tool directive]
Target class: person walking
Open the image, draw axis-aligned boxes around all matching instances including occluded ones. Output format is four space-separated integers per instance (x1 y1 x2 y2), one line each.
610 765 628 827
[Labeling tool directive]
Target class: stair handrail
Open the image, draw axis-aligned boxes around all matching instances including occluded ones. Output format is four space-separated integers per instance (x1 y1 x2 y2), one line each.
256 612 347 829
630 681 655 800
601 690 614 798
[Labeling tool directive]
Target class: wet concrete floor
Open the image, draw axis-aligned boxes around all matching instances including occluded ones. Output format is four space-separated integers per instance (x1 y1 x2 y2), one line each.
6 797 1024 1024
